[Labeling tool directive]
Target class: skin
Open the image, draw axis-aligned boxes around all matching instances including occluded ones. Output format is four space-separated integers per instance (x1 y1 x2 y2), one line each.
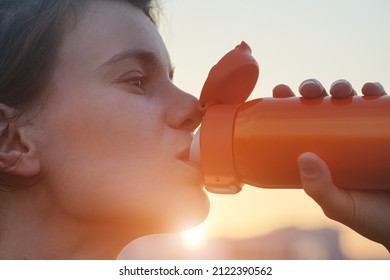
0 1 209 259
274 79 390 252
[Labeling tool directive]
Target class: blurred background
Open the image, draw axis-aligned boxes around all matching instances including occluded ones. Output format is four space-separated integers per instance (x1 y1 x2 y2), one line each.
121 0 390 259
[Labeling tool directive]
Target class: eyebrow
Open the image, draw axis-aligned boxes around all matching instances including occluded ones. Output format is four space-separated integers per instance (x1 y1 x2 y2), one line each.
99 49 175 79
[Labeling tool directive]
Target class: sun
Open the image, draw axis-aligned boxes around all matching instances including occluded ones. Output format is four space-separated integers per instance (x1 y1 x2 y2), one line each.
181 223 207 250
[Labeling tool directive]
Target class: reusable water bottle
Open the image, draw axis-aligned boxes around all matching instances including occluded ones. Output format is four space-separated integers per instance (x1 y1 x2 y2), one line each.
190 42 390 194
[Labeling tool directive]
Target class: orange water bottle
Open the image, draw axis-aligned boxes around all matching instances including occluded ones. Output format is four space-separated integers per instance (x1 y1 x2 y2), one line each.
190 42 390 194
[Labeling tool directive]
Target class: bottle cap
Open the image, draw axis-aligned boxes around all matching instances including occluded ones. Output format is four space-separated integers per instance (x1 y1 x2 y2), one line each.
198 41 259 112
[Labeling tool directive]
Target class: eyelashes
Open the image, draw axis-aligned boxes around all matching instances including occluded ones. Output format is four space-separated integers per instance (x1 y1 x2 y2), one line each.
125 76 147 89
114 66 173 95
116 71 148 94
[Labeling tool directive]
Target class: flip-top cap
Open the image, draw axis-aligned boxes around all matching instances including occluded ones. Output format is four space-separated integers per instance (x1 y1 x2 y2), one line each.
198 41 259 111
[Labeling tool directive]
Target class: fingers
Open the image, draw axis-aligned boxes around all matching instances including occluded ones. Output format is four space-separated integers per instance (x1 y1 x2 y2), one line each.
329 79 357 98
273 79 328 99
361 82 387 96
297 152 354 224
329 80 387 97
274 79 386 99
272 84 295 98
298 79 328 99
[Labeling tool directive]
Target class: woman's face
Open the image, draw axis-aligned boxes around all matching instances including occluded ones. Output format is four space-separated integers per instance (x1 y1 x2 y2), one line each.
31 1 209 234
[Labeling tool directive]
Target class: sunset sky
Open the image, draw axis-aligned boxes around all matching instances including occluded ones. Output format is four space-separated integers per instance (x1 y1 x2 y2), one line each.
159 0 390 258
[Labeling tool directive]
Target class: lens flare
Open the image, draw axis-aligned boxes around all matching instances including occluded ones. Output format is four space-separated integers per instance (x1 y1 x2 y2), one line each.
181 223 206 250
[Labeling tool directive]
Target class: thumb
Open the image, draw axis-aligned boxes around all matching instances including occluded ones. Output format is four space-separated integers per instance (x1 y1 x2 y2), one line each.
297 152 353 222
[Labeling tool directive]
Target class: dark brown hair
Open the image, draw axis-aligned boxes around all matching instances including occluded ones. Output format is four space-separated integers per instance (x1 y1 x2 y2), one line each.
0 0 159 114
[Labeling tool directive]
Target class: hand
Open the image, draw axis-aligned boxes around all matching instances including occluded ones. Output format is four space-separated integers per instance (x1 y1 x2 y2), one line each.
273 79 390 251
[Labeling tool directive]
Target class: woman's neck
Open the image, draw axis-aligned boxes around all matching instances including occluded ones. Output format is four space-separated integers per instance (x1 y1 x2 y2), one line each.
0 189 135 259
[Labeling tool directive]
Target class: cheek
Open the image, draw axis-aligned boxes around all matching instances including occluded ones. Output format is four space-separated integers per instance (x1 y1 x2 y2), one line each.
44 124 209 230
40 124 162 223
44 139 209 230
37 96 158 202
36 93 209 230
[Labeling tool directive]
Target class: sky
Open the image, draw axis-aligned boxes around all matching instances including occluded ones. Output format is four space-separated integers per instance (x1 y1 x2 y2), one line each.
158 0 390 258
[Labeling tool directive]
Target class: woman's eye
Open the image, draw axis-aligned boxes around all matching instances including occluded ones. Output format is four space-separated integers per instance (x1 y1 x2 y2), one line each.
116 71 148 94
127 77 145 88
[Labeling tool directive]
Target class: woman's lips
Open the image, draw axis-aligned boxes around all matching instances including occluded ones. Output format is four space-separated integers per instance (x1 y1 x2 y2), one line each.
177 146 201 170
177 146 190 161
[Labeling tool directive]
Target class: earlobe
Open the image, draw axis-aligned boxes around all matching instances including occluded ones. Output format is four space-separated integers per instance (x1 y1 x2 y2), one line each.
0 105 40 177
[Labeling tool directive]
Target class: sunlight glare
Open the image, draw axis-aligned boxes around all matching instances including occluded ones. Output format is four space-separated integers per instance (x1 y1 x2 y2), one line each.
181 223 207 250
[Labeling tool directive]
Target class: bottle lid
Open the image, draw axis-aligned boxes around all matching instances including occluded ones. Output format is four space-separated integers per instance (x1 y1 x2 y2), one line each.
198 41 259 111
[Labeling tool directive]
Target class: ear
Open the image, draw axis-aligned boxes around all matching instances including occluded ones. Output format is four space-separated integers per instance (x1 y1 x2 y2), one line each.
0 105 40 177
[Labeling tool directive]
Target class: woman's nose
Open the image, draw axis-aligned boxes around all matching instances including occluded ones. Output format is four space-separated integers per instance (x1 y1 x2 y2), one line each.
165 86 202 132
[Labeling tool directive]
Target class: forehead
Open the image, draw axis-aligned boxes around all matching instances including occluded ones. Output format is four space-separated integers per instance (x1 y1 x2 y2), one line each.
57 0 170 72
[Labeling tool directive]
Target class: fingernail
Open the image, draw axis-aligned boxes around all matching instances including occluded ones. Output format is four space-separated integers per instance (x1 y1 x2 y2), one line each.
330 79 353 98
299 79 320 92
299 79 325 98
361 82 386 96
298 157 319 178
272 84 294 98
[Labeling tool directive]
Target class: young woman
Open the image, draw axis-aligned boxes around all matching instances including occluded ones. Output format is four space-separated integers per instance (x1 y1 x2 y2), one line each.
0 0 388 259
